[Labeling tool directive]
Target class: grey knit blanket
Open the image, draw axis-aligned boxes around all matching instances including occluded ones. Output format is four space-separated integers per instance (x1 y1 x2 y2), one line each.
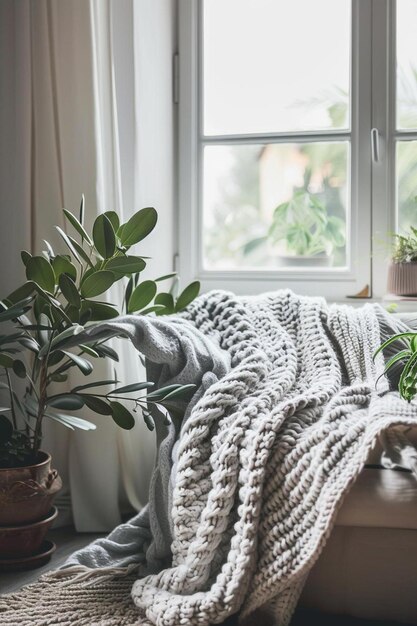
1 290 417 626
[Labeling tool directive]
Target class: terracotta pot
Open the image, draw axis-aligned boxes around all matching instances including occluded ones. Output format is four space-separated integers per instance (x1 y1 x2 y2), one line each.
387 261 417 296
0 506 57 558
0 451 62 526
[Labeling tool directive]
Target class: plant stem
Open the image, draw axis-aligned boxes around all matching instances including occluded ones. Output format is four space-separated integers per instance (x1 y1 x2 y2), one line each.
5 368 17 430
32 331 55 456
32 360 47 455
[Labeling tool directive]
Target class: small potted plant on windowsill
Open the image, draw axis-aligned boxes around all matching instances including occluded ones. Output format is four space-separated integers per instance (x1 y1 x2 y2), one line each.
0 197 199 569
387 226 417 297
244 190 345 268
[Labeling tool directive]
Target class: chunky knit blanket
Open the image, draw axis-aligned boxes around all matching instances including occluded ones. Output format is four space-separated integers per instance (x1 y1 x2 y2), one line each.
1 290 417 626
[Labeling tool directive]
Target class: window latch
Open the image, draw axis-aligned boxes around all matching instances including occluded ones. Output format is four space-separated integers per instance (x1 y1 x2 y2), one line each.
371 127 380 163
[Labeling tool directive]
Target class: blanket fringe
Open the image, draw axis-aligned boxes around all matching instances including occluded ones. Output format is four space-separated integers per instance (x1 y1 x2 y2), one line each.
46 562 142 587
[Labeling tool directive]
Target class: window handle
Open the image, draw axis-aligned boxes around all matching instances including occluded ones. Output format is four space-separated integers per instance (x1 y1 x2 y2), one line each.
371 127 380 163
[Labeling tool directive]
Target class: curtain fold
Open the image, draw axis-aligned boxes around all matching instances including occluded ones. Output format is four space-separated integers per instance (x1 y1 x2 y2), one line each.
0 0 175 530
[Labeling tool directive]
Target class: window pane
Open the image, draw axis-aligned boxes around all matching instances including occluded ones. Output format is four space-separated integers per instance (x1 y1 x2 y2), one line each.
203 0 351 136
397 0 417 129
203 142 349 269
397 141 417 231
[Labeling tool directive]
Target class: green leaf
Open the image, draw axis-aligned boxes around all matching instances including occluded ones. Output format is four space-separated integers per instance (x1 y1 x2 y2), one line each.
80 271 115 298
12 360 26 379
0 298 32 322
93 214 116 259
50 373 68 383
105 256 146 277
81 395 112 415
47 394 85 410
80 300 119 321
77 344 98 358
50 325 84 350
72 379 118 392
60 351 93 375
128 280 157 313
26 256 56 293
383 349 411 373
63 208 93 245
79 194 85 225
0 354 14 368
67 305 80 323
103 211 120 233
141 305 167 315
243 236 268 256
125 276 134 313
154 292 174 314
156 383 196 401
373 333 417 360
55 226 93 267
44 410 96 431
147 383 195 401
155 273 177 282
21 251 32 267
0 415 13 442
119 207 158 247
94 344 119 361
68 235 94 267
17 337 40 353
111 382 154 394
43 240 55 258
59 274 81 308
5 282 36 305
175 281 200 312
142 411 155 431
110 401 135 430
52 255 77 282
0 333 25 345
399 351 417 400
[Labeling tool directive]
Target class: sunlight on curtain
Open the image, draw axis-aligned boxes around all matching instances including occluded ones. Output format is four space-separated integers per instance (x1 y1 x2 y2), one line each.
0 0 175 530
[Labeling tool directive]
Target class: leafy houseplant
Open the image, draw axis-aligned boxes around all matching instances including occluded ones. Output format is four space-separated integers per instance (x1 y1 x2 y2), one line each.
374 332 417 403
387 225 417 296
0 197 200 565
0 198 200 469
267 190 345 265
244 190 345 267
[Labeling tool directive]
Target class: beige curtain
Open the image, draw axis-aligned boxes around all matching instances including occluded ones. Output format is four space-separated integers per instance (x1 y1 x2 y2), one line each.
0 0 175 530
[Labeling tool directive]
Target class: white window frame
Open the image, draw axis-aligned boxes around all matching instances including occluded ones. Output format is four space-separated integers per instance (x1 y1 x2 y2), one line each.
177 0 403 301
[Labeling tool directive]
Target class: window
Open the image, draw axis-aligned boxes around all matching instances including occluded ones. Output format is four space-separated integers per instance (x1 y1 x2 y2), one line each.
396 0 417 233
178 0 417 299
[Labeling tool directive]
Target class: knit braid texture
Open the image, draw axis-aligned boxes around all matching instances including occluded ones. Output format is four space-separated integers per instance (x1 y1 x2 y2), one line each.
1 290 416 626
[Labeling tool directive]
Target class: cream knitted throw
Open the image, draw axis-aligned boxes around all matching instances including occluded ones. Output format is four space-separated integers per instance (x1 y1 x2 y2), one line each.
1 290 417 626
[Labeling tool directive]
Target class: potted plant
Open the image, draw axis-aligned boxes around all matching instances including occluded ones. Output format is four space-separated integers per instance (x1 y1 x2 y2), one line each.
0 197 199 569
267 190 345 267
374 331 417 402
243 190 345 267
387 226 417 296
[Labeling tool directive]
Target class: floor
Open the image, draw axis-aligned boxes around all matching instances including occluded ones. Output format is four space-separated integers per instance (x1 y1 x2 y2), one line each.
0 526 105 595
0 527 410 626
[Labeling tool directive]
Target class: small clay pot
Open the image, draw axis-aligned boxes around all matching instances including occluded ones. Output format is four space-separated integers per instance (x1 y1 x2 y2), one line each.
0 452 62 526
387 261 417 296
0 507 57 558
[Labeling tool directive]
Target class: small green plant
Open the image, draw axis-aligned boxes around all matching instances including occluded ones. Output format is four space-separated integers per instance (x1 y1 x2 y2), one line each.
268 190 345 257
244 190 345 258
391 226 417 263
374 332 417 402
0 198 200 468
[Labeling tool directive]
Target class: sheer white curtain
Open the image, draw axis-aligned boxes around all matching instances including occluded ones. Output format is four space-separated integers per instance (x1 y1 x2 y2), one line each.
0 0 176 530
